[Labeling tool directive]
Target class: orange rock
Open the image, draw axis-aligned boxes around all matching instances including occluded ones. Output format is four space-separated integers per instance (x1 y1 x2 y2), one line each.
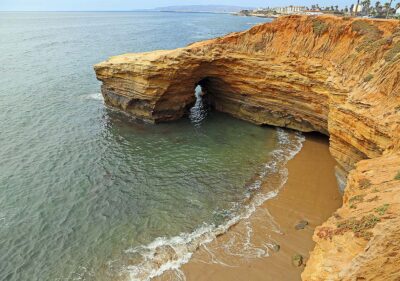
94 15 400 281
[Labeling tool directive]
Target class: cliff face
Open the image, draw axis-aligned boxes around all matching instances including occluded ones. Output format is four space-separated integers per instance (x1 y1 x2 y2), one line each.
95 15 400 281
303 152 400 280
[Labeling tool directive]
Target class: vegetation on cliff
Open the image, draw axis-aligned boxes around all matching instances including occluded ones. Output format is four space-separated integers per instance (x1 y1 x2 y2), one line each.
95 15 400 281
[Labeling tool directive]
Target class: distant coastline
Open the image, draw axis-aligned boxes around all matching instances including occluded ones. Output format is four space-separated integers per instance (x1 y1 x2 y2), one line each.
147 5 254 14
154 10 235 15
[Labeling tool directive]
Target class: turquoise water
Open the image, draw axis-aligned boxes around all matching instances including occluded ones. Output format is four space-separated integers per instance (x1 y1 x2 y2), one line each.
0 12 302 281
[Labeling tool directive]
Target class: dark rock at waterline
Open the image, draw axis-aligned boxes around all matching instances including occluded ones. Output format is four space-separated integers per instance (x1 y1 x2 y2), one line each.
295 220 309 230
270 242 280 252
292 254 303 267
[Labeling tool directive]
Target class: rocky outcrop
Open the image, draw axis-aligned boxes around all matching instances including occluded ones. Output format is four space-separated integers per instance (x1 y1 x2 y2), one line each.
303 152 400 280
95 15 400 281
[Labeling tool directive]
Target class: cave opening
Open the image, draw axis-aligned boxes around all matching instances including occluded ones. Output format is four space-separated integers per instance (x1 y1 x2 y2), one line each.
188 79 212 126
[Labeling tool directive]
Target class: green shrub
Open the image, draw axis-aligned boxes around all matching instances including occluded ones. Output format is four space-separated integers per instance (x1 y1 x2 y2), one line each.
375 204 389 216
336 214 380 240
356 37 390 52
351 20 382 39
352 21 386 52
349 194 365 203
394 171 400 180
312 19 329 36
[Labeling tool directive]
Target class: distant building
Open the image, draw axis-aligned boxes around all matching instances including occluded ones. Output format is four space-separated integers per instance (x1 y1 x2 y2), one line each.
273 6 306 14
352 4 363 13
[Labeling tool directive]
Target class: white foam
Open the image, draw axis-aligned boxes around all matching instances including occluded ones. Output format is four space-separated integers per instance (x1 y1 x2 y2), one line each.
83 93 104 101
121 128 305 281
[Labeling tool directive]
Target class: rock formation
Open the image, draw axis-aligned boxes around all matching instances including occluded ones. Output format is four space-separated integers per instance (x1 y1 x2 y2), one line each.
95 15 400 281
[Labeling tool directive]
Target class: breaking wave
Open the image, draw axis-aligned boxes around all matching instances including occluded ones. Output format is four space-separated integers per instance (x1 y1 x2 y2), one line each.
83 93 104 101
119 128 305 281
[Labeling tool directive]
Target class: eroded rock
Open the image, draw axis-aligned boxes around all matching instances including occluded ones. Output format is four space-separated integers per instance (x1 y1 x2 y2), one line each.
94 15 400 281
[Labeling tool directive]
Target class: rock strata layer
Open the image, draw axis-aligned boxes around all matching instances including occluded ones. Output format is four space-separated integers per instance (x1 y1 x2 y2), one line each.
95 15 400 281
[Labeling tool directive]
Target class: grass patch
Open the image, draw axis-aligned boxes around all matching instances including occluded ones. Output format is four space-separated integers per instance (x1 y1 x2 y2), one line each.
336 214 380 240
375 204 389 216
349 195 364 203
394 171 400 180
317 215 377 241
356 37 389 52
363 74 374 82
349 194 367 209
352 21 384 52
312 19 329 36
384 42 400 62
352 21 382 38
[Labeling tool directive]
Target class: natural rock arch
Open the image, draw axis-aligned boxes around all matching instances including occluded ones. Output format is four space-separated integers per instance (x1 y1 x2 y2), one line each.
96 51 335 133
95 16 400 281
95 16 399 175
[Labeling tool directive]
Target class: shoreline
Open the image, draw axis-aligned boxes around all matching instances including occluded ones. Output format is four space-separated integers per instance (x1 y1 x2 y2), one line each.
95 15 400 281
176 133 342 280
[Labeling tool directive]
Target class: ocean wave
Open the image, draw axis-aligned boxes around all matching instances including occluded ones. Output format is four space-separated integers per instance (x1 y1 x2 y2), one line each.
82 93 104 101
121 128 305 281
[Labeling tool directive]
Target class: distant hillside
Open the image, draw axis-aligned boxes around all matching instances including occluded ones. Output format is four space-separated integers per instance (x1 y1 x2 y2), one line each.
153 5 254 13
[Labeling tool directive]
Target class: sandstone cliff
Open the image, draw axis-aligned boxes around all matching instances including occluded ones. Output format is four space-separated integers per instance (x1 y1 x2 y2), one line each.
95 15 400 281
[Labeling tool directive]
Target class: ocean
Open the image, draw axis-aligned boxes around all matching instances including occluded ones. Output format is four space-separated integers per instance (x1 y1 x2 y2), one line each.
0 12 303 281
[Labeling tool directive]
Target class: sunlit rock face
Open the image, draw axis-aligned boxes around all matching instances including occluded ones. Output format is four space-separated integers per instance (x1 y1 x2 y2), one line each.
95 15 400 281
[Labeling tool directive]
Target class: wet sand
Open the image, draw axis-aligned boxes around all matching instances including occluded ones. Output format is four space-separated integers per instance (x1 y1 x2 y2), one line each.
177 133 342 281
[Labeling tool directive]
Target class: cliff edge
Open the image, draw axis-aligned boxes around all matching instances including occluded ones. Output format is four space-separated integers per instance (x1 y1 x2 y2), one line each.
95 15 400 280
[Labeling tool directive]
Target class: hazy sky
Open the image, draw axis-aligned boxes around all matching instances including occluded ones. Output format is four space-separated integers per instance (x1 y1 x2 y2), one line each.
0 0 357 11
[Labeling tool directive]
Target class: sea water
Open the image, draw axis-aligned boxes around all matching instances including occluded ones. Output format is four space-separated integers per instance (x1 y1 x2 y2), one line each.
0 12 302 281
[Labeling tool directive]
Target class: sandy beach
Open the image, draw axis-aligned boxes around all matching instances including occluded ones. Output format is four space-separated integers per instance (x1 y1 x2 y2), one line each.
165 133 342 281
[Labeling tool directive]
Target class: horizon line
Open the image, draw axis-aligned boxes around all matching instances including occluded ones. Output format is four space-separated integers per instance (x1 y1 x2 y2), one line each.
0 10 242 13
